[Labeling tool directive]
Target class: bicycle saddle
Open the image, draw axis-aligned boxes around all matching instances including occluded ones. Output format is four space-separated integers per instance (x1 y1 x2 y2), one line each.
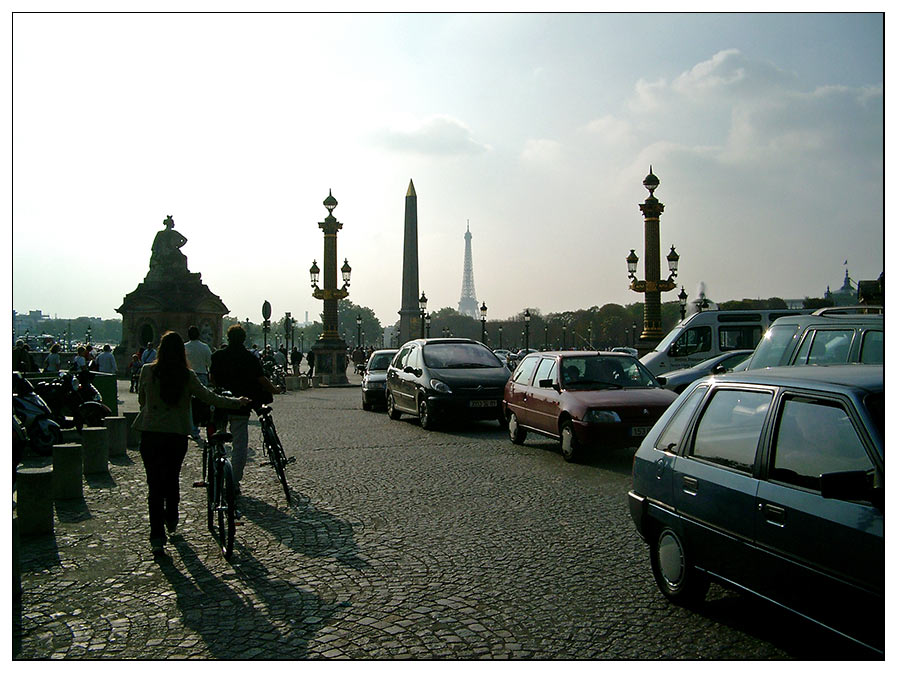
257 405 272 416
210 431 233 443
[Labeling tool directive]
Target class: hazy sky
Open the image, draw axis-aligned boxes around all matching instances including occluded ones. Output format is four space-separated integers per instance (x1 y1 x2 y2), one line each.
11 11 884 326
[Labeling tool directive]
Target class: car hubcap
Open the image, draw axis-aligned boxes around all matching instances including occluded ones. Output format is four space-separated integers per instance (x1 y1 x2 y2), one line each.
658 530 685 588
509 414 518 438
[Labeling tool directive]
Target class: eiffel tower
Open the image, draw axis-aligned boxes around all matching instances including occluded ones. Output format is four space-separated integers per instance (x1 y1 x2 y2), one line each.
457 221 479 319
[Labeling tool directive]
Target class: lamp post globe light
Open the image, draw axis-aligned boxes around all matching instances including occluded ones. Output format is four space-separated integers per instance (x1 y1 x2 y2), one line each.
524 308 531 351
678 286 689 320
308 190 351 385
480 301 487 343
418 292 427 339
626 168 681 350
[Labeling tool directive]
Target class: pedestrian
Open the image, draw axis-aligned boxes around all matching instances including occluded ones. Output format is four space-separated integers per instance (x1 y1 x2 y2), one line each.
141 342 157 365
184 325 213 441
71 346 88 372
12 340 32 372
44 343 62 374
305 349 315 377
129 354 142 392
291 346 302 376
132 330 250 555
96 344 117 374
210 324 280 497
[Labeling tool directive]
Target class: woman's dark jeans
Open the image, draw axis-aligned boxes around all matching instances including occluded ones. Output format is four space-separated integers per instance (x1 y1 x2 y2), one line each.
139 431 188 545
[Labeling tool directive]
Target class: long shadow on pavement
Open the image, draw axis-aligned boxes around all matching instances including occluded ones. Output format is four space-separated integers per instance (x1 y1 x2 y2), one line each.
159 538 344 659
239 494 368 570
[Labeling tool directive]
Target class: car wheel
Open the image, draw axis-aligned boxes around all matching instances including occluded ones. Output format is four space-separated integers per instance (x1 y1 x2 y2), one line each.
560 420 580 462
508 413 526 445
362 395 373 411
418 398 436 430
649 526 709 605
386 391 401 420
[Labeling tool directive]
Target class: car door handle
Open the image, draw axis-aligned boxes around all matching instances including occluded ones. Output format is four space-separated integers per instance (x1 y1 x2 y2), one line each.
682 476 698 495
760 502 786 527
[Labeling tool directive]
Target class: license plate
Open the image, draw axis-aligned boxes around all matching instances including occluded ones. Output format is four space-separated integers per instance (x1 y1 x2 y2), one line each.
631 426 651 437
469 400 497 408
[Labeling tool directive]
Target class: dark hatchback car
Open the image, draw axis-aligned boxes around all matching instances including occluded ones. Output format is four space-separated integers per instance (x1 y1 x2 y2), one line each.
361 349 398 410
386 338 511 429
629 365 883 654
503 351 678 461
657 349 753 393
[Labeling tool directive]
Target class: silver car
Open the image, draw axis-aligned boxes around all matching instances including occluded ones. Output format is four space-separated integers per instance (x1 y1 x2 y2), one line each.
361 349 398 410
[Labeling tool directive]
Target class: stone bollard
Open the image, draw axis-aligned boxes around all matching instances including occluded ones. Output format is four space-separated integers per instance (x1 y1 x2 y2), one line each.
81 427 109 475
299 376 310 390
61 428 80 444
52 443 83 500
104 416 128 457
16 466 54 536
285 376 300 391
310 375 321 388
122 411 141 448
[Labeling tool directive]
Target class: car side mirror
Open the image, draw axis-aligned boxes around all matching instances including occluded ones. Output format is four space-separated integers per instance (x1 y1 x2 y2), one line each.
711 364 727 375
656 376 667 386
403 366 416 375
668 344 679 357
538 378 558 390
820 470 877 506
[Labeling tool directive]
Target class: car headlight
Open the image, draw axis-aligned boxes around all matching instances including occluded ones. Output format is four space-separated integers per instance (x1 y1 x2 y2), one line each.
583 409 621 423
430 379 452 394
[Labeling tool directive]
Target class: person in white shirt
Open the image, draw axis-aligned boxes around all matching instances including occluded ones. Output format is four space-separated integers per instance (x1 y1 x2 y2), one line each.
96 344 118 374
184 325 214 441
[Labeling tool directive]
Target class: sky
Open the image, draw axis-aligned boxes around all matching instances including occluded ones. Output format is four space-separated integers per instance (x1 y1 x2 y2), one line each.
9 8 886 327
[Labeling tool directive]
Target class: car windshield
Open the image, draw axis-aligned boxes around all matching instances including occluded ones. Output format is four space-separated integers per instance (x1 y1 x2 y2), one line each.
367 353 394 370
422 343 503 369
560 355 658 389
747 324 800 369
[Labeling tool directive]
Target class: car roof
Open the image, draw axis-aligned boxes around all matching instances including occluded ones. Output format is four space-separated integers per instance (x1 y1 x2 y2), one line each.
525 350 637 359
712 364 883 393
769 312 883 328
370 349 398 355
399 338 480 348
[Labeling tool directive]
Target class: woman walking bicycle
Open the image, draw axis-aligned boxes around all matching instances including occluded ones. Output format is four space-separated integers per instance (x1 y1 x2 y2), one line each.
132 331 250 556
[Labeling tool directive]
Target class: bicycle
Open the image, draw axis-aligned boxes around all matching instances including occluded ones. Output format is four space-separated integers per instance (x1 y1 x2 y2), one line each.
192 398 239 559
255 404 294 504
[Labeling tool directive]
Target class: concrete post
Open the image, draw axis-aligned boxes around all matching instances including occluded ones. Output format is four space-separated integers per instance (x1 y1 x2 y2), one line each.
104 416 128 457
16 466 54 536
122 411 141 448
81 427 109 475
52 443 83 500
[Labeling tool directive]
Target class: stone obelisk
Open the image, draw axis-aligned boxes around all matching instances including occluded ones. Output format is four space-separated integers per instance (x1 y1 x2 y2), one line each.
398 180 420 345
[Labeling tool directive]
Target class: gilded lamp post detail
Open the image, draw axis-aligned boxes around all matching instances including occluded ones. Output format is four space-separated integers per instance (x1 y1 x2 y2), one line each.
627 168 680 345
309 190 351 385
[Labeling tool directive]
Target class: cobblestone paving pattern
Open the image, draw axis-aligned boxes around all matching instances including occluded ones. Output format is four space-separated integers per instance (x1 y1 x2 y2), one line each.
13 377 875 659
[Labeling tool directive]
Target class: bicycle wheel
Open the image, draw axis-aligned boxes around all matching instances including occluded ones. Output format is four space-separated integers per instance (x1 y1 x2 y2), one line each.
216 459 236 559
264 420 291 504
205 444 215 532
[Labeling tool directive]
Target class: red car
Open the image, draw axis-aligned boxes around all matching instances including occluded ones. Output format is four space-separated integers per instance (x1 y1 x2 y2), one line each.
503 351 678 461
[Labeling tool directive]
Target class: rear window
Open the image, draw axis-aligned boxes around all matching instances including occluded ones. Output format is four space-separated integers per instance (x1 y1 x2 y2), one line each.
422 343 503 369
860 331 884 364
368 353 394 370
747 324 800 369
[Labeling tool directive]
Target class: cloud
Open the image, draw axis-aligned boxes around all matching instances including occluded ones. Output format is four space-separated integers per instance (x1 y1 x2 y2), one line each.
521 138 563 164
374 114 491 156
672 49 796 98
583 115 633 146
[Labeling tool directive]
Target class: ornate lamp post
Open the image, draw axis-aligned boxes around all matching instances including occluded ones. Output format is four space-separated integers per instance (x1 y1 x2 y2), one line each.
561 323 567 350
627 168 680 347
678 286 688 320
284 312 292 353
261 300 271 349
86 324 92 345
309 190 351 385
418 292 428 339
587 324 593 349
480 302 488 343
425 314 431 338
544 324 549 350
498 325 503 349
356 314 362 347
523 309 531 351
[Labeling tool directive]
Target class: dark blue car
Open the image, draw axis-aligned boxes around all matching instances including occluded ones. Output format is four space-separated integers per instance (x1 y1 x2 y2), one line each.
628 365 883 654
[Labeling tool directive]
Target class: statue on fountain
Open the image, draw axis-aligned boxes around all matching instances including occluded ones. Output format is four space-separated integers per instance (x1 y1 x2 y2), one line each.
147 215 190 279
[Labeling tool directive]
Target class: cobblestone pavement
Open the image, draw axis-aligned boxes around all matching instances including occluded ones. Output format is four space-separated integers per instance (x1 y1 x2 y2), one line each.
13 376 875 660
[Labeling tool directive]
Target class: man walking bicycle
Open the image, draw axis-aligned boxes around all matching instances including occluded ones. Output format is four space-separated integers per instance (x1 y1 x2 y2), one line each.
210 324 279 497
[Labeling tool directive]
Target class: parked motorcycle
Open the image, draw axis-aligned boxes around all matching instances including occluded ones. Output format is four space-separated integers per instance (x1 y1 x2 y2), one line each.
13 373 62 456
262 361 287 393
35 371 110 431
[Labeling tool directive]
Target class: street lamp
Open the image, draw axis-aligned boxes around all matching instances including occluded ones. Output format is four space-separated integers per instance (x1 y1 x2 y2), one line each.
425 313 431 338
626 167 681 345
498 325 503 349
356 314 362 347
678 286 688 320
262 300 271 349
632 321 638 348
524 309 531 351
544 324 549 350
309 189 351 385
587 324 592 349
285 311 292 353
562 323 567 350
418 292 428 339
480 301 487 343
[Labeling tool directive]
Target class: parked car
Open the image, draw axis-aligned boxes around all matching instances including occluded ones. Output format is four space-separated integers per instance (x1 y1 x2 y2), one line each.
743 307 883 370
503 351 678 461
611 346 638 357
385 338 511 429
657 349 753 393
507 348 538 370
361 349 398 410
628 364 883 654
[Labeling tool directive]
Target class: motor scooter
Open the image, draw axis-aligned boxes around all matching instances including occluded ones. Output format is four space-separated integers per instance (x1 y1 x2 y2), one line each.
35 371 110 431
13 373 62 456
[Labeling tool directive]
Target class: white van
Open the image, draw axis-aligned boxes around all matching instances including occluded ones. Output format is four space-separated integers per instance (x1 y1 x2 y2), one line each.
640 309 809 375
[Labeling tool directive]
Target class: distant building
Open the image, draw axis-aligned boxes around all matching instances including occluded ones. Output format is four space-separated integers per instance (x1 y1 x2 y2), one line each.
824 269 858 306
